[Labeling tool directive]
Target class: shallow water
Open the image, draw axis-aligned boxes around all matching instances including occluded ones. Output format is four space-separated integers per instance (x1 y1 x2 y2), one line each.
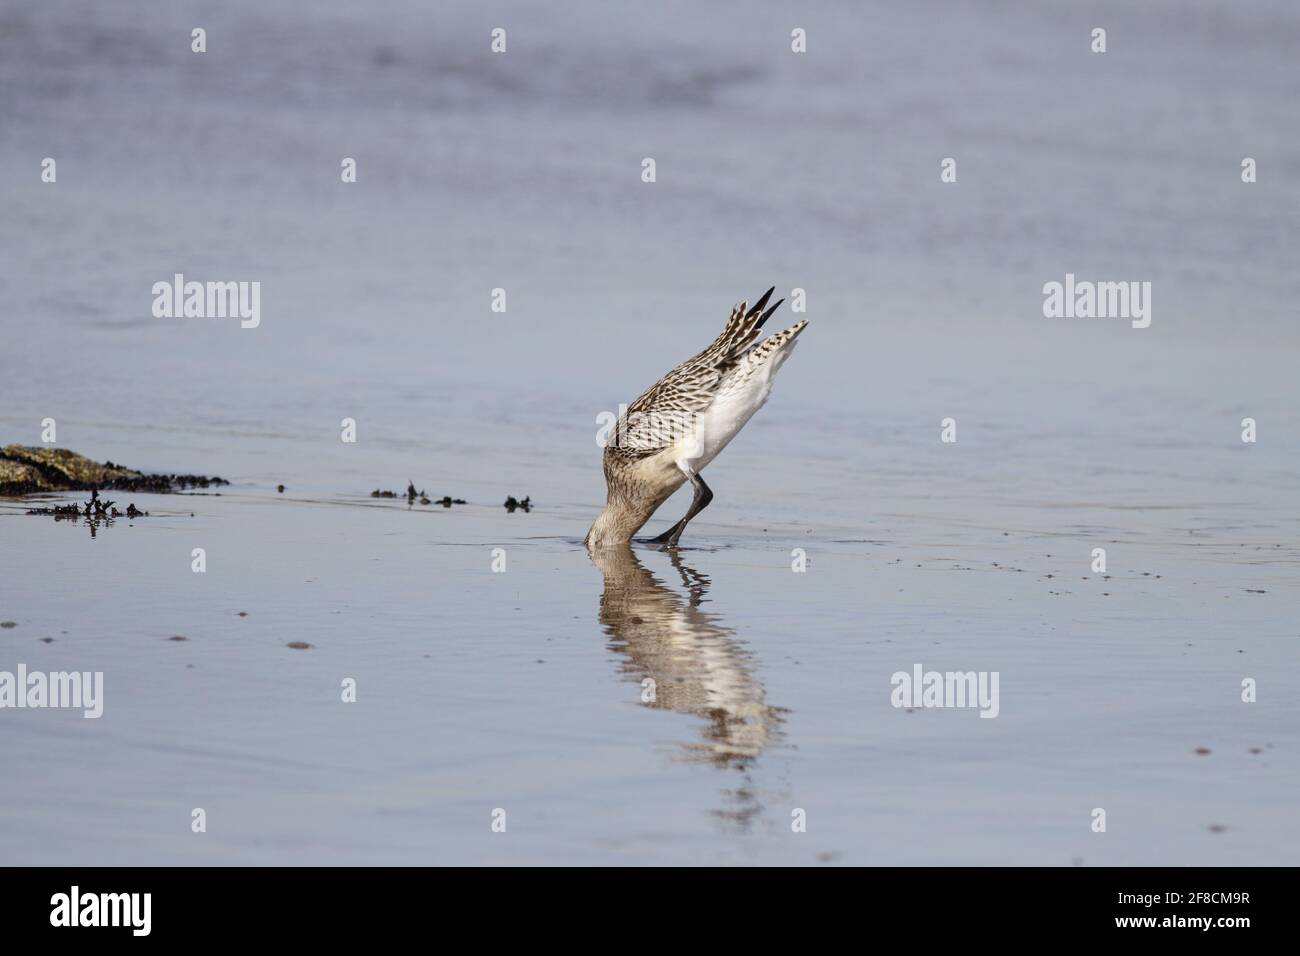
1 486 1296 864
2 0 1298 864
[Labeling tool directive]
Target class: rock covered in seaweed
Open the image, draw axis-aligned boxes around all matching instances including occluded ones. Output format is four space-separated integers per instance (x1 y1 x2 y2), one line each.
0 445 227 495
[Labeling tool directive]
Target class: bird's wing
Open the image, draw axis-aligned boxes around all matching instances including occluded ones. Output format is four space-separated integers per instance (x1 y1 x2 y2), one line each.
611 288 785 455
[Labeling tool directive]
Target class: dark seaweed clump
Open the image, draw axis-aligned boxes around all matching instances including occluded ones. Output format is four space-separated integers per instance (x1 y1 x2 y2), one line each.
26 488 149 536
27 488 149 518
101 467 228 493
371 482 466 507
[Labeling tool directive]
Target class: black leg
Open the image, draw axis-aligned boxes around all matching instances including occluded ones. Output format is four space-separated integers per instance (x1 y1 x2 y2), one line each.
647 520 684 545
649 472 713 547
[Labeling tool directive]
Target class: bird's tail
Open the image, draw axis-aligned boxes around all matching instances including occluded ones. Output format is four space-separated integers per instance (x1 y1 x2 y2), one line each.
715 286 785 355
745 318 808 368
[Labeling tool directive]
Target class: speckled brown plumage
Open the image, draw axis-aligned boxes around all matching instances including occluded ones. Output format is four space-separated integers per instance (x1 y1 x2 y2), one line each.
586 287 807 548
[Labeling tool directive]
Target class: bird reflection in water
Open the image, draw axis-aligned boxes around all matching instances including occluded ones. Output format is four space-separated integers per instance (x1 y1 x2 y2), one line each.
590 544 786 828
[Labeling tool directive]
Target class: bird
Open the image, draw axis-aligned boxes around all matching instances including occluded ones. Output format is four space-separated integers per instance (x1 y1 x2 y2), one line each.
585 287 807 549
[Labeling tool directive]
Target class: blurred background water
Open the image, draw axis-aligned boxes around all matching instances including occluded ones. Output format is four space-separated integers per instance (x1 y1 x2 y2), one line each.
2 0 1298 509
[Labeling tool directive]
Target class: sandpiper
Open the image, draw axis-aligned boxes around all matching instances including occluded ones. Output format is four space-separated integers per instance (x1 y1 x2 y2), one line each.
586 287 807 548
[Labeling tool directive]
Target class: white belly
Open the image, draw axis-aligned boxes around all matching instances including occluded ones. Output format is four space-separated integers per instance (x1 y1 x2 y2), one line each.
678 364 778 471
